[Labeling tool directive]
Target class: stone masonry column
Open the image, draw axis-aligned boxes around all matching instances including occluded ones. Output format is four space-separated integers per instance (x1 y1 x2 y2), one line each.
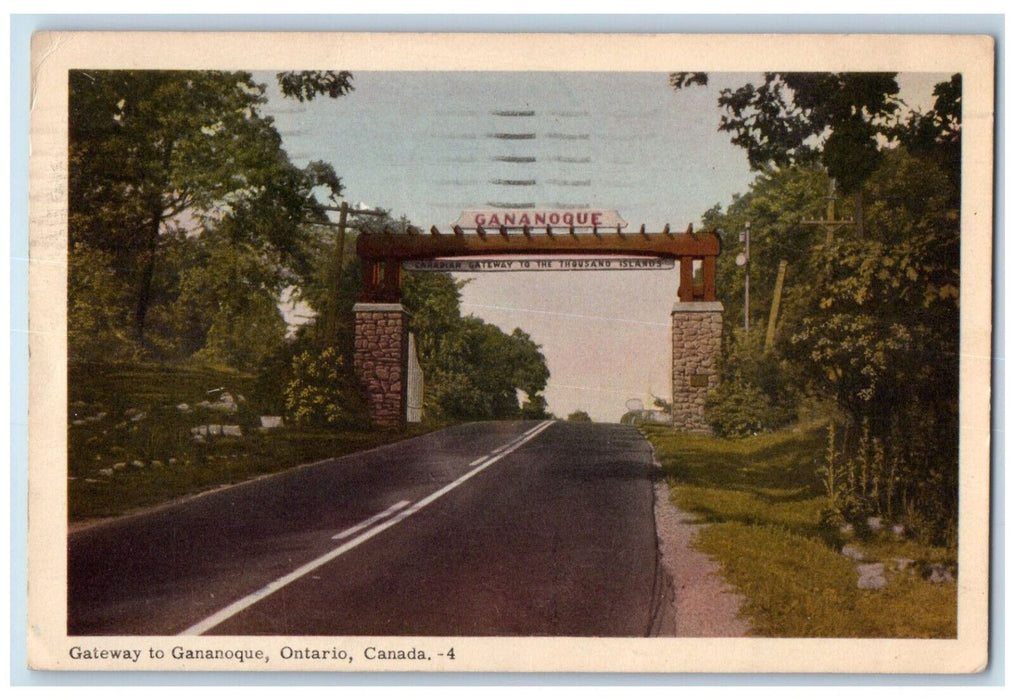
353 303 411 430
672 301 724 434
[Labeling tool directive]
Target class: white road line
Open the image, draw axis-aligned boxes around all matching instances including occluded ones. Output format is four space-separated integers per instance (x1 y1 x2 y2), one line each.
490 438 520 456
331 500 410 540
469 421 548 465
522 421 548 437
180 420 555 636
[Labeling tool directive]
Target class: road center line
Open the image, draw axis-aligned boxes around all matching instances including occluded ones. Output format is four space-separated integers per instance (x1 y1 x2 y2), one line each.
469 421 548 465
331 500 410 540
180 420 555 636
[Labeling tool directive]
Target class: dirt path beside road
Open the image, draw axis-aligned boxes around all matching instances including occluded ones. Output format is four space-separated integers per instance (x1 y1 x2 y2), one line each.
652 480 751 637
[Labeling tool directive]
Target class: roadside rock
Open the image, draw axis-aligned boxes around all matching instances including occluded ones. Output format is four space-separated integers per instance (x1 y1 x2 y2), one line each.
856 562 887 590
260 416 283 429
198 392 238 413
841 544 866 561
928 564 955 584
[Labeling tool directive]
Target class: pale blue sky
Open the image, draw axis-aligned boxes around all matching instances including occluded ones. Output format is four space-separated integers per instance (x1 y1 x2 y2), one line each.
263 72 758 231
261 71 945 421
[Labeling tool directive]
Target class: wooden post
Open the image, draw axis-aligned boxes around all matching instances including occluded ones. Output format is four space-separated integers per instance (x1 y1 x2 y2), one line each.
324 201 350 344
764 260 788 352
703 256 717 302
678 256 694 302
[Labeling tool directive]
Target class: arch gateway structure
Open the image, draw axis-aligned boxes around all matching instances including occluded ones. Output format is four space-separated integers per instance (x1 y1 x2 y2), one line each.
352 217 724 432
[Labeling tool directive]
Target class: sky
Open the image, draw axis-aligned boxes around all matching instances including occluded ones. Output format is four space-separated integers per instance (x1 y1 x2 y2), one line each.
260 71 946 422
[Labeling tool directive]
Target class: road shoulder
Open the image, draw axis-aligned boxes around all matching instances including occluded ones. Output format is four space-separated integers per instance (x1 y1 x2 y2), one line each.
652 479 751 637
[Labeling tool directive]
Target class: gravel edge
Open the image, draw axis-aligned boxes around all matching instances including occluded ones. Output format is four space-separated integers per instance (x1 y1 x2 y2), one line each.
651 478 751 637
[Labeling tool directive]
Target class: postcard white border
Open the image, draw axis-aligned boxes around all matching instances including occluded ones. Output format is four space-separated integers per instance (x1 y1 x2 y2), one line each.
26 31 995 674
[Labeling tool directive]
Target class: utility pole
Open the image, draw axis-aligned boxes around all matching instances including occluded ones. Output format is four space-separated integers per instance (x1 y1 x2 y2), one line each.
803 178 854 246
737 221 751 337
764 260 788 352
316 201 388 346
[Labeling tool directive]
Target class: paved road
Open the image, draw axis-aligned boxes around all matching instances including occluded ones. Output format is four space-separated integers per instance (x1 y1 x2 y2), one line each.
68 420 664 636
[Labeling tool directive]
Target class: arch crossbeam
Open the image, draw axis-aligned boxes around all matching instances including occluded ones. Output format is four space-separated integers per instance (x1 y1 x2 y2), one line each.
356 225 720 304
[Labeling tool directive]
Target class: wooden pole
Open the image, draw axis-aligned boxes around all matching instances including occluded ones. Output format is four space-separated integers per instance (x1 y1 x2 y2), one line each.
324 201 350 345
764 260 788 352
743 221 750 337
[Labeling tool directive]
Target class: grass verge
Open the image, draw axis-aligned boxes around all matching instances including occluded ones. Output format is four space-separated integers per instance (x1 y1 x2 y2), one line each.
643 423 957 638
68 362 434 523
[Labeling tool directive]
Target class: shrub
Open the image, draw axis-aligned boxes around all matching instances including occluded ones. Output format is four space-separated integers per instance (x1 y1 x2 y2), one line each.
707 343 797 438
67 242 141 363
283 347 367 429
706 378 784 437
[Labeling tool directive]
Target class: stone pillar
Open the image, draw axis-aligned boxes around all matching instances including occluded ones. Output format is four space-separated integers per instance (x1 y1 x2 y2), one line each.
353 303 411 429
672 301 724 434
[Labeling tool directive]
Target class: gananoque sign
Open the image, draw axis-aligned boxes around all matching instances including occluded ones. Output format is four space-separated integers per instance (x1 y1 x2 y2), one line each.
452 209 628 229
403 257 674 272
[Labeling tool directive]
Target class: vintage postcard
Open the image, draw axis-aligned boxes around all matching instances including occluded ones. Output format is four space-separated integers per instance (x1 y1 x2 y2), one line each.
26 32 994 673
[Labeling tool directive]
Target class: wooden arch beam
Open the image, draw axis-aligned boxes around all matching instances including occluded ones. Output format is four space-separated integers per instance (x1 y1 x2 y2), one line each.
356 227 721 303
357 228 719 261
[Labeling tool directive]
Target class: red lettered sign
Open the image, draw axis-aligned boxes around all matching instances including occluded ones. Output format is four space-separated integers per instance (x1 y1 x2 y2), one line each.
453 209 628 229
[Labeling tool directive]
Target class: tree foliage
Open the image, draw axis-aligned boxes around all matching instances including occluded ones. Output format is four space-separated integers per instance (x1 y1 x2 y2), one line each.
68 70 347 362
401 271 551 423
67 242 139 362
686 72 962 543
277 70 355 102
283 347 367 428
67 68 552 437
673 72 901 193
700 165 829 342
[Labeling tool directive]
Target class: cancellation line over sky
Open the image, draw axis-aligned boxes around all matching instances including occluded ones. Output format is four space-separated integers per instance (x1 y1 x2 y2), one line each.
263 71 945 421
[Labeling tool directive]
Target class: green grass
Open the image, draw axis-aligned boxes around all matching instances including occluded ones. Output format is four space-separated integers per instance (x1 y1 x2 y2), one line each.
644 424 957 638
68 362 433 522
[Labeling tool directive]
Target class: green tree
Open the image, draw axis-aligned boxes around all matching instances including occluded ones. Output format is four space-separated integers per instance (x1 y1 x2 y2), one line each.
700 166 829 342
68 70 346 352
789 148 959 428
566 410 592 423
401 271 551 422
895 74 962 199
520 394 553 420
682 71 962 541
674 72 910 237
67 242 139 362
673 72 900 193
277 70 354 102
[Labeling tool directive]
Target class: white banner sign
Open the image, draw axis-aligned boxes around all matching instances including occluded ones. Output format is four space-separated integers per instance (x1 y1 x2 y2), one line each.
453 209 628 229
404 257 674 272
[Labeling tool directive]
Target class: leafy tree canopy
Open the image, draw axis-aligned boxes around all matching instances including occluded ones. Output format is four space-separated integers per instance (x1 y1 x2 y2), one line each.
277 70 355 101
68 69 350 355
401 271 551 423
672 72 962 195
